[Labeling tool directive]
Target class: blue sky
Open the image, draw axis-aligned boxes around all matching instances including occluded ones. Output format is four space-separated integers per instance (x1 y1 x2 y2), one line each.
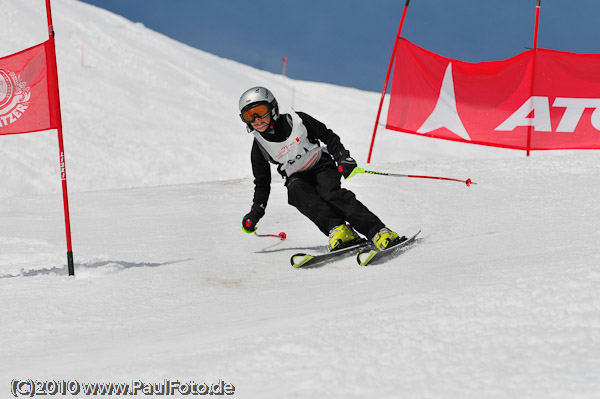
79 0 600 92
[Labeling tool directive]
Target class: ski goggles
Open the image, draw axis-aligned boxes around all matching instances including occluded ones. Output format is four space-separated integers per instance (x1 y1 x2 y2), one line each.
240 103 271 123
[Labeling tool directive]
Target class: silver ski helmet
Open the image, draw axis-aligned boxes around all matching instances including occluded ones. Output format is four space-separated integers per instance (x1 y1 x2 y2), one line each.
239 86 279 128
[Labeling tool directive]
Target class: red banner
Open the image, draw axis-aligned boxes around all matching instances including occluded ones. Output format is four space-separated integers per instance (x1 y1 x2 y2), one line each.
0 40 60 135
387 38 600 150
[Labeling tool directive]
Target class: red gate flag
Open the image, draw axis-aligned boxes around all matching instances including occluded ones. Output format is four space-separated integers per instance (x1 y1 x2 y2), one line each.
387 38 600 151
0 40 61 135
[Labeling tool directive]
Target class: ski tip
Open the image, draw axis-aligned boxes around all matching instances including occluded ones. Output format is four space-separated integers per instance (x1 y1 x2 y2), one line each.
357 250 377 266
290 254 313 268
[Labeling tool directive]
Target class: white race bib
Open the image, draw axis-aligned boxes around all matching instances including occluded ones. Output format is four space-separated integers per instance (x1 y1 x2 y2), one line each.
253 110 322 176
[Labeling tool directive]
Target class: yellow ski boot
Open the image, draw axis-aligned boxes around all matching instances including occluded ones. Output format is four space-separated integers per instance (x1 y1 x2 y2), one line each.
328 224 360 252
372 227 404 251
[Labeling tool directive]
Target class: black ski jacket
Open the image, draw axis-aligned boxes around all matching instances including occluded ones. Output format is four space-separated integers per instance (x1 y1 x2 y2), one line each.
249 111 351 215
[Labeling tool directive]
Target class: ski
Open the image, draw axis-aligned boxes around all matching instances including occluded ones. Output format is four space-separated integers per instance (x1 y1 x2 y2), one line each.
290 239 371 269
356 230 421 266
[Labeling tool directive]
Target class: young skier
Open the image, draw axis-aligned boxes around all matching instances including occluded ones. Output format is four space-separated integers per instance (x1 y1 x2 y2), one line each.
239 86 405 251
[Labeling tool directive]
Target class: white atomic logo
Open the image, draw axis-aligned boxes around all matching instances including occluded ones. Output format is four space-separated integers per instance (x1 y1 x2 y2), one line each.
417 63 471 141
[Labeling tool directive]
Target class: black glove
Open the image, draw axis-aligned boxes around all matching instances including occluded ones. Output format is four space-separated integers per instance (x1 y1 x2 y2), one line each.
242 204 265 234
337 156 358 179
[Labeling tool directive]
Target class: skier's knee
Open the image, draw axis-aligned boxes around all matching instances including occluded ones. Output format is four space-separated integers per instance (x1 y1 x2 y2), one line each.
320 187 352 203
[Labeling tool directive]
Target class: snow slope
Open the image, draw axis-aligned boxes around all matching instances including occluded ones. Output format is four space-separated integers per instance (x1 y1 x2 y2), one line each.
1 1 599 398
0 0 513 199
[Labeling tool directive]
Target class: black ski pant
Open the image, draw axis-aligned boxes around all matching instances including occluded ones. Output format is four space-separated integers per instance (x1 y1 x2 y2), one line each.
285 157 385 239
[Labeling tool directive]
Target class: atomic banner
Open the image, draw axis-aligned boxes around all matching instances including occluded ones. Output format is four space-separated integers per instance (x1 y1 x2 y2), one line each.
387 38 600 150
0 41 60 135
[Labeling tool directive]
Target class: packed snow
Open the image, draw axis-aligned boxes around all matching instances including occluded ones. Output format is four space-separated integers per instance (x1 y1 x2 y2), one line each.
1 0 599 398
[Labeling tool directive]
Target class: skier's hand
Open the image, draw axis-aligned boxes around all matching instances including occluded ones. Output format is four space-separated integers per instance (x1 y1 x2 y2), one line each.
242 207 263 234
338 156 359 179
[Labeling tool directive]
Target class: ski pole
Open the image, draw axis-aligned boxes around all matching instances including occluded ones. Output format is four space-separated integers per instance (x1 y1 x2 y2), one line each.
352 168 475 186
254 231 287 240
